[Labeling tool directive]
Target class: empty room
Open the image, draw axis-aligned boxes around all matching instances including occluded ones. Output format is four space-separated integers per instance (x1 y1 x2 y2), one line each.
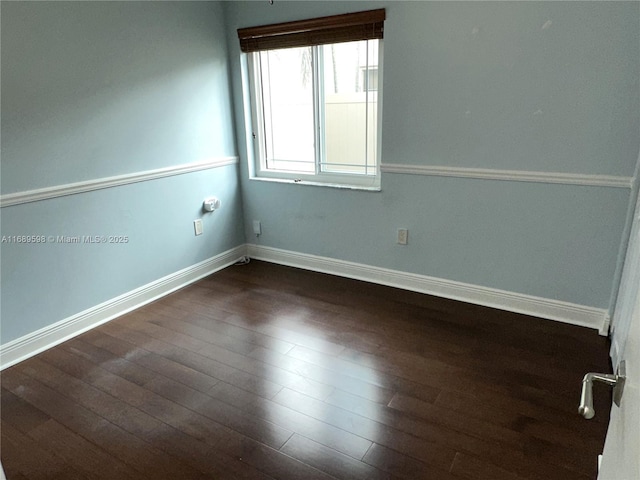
1 1 639 479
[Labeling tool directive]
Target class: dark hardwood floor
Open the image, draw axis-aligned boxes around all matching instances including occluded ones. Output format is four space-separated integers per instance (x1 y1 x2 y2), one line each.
1 260 612 479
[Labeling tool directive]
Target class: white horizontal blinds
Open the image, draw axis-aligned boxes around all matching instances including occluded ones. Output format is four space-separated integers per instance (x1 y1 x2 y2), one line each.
237 9 385 53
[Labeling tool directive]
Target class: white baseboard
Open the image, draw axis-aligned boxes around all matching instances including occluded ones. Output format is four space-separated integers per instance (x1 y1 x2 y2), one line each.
1 242 609 371
0 246 246 370
247 244 610 335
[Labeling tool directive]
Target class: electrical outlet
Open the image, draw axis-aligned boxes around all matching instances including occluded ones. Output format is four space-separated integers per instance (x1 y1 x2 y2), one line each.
253 220 262 236
397 228 408 245
194 219 203 236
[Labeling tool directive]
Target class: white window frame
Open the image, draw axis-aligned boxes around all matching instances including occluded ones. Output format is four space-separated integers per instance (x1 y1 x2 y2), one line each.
245 41 383 191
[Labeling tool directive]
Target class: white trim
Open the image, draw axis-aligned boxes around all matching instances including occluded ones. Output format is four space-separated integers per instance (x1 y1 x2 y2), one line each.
380 164 633 189
0 157 239 208
0 241 610 370
247 244 610 335
248 176 381 191
0 246 246 370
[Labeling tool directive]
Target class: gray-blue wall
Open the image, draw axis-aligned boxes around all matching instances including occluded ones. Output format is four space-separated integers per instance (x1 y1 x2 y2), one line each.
2 1 639 347
1 1 244 343
226 1 639 309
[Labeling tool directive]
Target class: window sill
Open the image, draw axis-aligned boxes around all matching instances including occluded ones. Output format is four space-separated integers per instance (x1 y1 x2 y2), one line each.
249 175 381 192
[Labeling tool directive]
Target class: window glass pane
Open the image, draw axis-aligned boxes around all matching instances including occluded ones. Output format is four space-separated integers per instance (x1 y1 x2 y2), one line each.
321 40 378 175
259 47 315 172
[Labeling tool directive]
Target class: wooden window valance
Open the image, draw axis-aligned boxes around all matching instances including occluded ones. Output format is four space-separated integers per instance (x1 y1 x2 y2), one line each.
237 9 385 53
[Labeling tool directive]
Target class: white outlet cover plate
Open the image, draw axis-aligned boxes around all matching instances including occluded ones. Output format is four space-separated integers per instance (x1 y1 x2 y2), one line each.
397 228 408 245
194 219 203 236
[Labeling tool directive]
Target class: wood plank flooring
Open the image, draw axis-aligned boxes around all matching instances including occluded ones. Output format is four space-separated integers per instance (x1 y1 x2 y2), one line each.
1 260 612 479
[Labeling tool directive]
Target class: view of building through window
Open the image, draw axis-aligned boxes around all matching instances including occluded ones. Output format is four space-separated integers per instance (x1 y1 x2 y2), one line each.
256 40 379 177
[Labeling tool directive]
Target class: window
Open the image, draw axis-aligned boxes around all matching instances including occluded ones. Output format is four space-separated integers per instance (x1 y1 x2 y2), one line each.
238 10 385 190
